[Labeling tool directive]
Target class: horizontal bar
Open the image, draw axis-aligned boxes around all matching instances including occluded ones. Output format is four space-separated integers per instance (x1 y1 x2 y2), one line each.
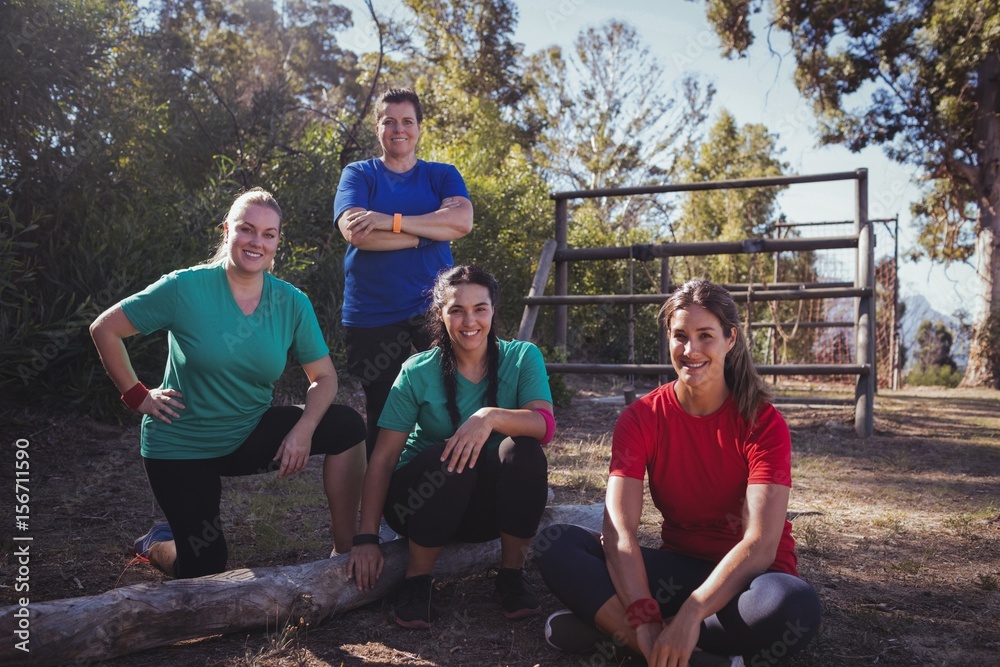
526 287 870 306
545 363 870 376
750 321 855 329
552 170 865 201
555 236 858 261
774 217 897 228
720 281 853 291
773 396 854 406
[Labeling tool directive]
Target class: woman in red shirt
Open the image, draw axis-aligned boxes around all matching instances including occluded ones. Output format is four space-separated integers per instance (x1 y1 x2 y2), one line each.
537 280 820 666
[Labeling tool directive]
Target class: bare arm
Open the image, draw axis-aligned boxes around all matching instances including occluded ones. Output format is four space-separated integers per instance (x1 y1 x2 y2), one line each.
338 206 422 250
603 475 655 618
89 304 185 422
272 355 338 478
340 196 473 248
648 483 791 665
346 427 409 590
439 398 552 473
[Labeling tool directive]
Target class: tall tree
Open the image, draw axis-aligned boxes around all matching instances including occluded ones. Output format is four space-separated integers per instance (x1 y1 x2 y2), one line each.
703 0 1000 388
524 20 715 231
674 109 788 282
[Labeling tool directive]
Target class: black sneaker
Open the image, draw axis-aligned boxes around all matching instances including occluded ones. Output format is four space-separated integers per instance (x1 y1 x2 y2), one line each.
493 568 542 619
544 609 604 653
394 574 440 629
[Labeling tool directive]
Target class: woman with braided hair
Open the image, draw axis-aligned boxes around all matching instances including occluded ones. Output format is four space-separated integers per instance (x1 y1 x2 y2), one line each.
346 265 555 628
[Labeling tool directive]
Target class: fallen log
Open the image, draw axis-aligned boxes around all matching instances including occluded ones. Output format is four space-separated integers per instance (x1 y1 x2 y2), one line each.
1 504 603 666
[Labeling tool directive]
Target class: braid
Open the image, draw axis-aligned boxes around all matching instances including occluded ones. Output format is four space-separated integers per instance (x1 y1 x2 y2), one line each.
440 336 462 430
485 327 500 409
429 264 503 430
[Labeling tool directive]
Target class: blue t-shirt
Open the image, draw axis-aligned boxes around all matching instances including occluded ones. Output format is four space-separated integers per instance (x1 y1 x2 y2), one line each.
120 264 330 459
378 339 552 469
333 158 469 327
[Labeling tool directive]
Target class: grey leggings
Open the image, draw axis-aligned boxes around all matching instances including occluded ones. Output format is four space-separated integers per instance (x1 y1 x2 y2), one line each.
536 523 821 663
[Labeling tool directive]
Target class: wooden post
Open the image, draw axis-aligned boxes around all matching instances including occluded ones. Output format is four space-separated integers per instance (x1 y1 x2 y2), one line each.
855 169 875 437
0 505 604 667
554 198 569 352
517 239 557 341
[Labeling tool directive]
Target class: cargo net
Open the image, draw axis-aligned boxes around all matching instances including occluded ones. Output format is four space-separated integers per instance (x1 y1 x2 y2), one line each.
750 218 898 388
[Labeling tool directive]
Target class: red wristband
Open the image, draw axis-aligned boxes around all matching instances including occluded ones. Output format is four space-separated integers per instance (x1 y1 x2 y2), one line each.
121 381 149 411
625 598 662 630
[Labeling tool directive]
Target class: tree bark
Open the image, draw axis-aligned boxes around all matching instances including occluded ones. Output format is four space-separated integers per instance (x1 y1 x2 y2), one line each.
962 52 1000 388
0 504 604 667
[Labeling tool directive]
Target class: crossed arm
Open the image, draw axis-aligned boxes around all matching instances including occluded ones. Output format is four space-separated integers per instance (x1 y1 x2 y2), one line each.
338 196 473 251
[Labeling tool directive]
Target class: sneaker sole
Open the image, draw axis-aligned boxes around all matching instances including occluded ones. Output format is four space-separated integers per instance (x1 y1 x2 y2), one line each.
494 591 541 619
500 605 542 620
395 616 433 629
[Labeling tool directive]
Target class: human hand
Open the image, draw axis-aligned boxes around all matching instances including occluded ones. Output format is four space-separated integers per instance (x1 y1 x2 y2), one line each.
346 543 384 590
342 209 390 241
647 611 701 667
441 408 492 473
139 388 185 424
274 426 311 478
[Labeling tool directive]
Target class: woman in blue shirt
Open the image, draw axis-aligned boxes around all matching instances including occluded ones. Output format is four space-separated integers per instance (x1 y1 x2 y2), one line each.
91 188 366 578
334 88 474 458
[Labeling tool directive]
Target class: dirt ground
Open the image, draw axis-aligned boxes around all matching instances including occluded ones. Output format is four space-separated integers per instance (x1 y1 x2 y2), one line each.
2 378 999 666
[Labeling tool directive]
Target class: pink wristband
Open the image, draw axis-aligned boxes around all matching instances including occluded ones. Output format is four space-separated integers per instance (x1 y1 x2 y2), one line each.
532 408 556 445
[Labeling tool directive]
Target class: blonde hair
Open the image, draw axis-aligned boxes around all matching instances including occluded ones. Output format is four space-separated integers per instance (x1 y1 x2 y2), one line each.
660 279 773 424
206 188 283 268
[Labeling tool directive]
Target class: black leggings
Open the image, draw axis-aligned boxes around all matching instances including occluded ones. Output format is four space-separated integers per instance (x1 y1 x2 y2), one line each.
344 317 431 459
142 404 365 578
536 524 821 662
382 437 548 547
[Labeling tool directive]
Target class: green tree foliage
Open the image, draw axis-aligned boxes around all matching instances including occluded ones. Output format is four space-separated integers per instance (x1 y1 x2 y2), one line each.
703 0 1000 388
0 0 362 408
672 110 814 364
907 319 962 388
674 110 787 282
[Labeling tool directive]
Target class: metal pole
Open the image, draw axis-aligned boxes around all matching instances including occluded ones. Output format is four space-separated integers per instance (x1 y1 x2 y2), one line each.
659 249 670 385
891 215 900 390
554 198 568 352
854 169 875 437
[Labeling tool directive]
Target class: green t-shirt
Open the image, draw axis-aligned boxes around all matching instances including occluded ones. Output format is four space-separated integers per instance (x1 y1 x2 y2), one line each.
120 264 329 459
378 339 552 469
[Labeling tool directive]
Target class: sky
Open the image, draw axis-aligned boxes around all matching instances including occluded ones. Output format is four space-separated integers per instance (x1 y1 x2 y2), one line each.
337 0 981 320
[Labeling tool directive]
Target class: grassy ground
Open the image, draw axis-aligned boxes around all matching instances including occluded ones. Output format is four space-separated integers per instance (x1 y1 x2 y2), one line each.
1 378 998 666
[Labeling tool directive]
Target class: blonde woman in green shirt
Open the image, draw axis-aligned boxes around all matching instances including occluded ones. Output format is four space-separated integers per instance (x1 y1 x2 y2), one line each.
91 188 366 578
347 265 556 628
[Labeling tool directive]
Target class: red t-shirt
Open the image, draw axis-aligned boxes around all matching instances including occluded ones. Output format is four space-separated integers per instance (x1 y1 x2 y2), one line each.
610 382 798 575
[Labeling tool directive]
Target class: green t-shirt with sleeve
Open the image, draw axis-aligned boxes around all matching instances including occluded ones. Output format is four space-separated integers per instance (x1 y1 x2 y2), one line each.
378 338 552 469
120 264 329 460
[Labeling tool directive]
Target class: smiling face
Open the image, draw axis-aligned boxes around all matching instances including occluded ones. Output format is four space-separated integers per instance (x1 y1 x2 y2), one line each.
441 283 494 357
225 204 280 277
376 101 421 161
668 304 736 393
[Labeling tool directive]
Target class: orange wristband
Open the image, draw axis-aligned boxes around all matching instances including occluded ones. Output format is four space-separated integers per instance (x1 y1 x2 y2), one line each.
392 213 402 233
